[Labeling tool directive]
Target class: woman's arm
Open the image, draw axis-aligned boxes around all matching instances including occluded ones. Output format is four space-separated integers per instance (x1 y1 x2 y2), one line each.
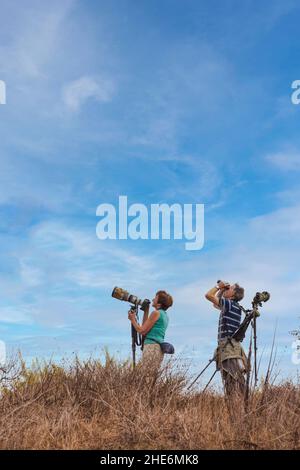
128 310 160 335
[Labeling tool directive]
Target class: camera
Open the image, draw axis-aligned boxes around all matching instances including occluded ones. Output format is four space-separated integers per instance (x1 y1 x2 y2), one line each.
111 287 151 311
253 291 270 306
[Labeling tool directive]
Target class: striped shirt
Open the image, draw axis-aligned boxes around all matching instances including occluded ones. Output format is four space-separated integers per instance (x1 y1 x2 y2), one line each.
218 297 242 342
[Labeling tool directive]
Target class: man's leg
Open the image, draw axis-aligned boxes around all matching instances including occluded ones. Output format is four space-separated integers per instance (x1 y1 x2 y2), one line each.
221 358 246 395
217 339 247 419
221 358 246 421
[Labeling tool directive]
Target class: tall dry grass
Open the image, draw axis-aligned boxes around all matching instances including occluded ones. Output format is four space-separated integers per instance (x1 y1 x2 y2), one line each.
0 353 299 450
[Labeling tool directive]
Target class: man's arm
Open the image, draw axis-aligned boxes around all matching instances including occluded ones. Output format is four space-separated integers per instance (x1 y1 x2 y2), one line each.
205 281 230 309
205 286 221 308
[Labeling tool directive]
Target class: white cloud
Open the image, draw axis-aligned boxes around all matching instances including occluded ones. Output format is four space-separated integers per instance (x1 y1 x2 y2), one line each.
0 306 33 325
276 187 300 205
265 151 300 171
0 219 165 329
19 259 45 287
0 0 75 78
249 204 300 239
62 76 115 112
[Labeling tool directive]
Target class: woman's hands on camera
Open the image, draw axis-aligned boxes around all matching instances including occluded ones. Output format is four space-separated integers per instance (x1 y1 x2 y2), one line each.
128 309 136 322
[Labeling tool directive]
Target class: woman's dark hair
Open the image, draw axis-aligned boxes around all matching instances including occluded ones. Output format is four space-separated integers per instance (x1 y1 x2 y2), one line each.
156 290 173 310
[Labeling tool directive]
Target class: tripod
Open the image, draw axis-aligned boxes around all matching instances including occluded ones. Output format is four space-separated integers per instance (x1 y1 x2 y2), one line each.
233 302 260 387
188 302 263 392
130 304 143 368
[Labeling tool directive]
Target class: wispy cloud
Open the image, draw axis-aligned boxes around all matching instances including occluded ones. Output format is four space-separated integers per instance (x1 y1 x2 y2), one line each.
0 0 75 78
0 219 166 331
62 76 116 112
0 306 33 325
266 151 300 171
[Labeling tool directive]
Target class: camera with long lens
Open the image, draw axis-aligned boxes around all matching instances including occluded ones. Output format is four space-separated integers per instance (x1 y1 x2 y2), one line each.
111 287 151 311
253 291 270 306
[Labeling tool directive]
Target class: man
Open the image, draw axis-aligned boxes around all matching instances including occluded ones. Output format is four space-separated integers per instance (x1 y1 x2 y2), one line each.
205 280 248 398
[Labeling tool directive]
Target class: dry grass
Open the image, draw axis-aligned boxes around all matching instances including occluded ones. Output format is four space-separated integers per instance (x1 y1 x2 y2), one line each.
0 353 299 450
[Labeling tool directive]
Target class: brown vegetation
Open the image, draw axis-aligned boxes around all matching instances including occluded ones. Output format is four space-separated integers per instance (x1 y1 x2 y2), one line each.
0 353 299 450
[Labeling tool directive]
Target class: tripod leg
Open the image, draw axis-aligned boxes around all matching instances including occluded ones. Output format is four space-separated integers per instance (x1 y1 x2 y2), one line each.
253 317 258 387
187 358 214 390
244 328 252 410
203 369 218 392
131 323 136 369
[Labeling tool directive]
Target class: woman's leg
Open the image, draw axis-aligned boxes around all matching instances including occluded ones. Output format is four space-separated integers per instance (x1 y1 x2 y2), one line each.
141 344 164 373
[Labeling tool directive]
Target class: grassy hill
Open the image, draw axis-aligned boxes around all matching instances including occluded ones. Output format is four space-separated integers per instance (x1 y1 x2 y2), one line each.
0 353 299 450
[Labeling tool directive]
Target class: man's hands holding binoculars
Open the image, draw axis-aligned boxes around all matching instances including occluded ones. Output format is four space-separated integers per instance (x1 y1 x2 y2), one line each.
217 280 230 290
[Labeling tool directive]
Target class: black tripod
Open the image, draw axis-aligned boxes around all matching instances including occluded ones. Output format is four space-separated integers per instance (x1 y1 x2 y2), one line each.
188 300 264 391
232 302 260 387
130 304 143 368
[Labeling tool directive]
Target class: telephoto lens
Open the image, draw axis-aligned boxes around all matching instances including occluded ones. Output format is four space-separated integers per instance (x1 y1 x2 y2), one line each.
111 287 150 311
111 287 130 302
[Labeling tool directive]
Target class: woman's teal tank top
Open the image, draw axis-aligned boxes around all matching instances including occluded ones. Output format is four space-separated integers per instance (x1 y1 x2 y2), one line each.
144 309 169 345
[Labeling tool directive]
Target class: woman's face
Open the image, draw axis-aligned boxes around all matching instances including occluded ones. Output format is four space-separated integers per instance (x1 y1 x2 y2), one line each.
152 294 160 309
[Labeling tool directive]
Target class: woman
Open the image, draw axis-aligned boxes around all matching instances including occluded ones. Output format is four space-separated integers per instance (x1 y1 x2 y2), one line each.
128 290 173 370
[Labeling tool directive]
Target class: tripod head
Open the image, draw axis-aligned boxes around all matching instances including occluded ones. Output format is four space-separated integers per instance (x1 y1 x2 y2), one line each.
232 291 270 342
252 291 270 308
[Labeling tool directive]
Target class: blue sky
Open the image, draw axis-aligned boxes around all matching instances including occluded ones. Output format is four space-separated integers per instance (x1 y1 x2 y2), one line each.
0 0 300 383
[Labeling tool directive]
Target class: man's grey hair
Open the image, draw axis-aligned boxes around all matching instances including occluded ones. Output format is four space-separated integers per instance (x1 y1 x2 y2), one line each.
233 283 244 301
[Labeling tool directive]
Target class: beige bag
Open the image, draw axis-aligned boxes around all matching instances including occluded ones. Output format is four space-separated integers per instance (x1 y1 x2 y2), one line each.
214 338 248 372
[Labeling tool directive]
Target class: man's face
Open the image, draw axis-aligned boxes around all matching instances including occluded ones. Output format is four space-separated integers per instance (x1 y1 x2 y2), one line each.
223 284 236 299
